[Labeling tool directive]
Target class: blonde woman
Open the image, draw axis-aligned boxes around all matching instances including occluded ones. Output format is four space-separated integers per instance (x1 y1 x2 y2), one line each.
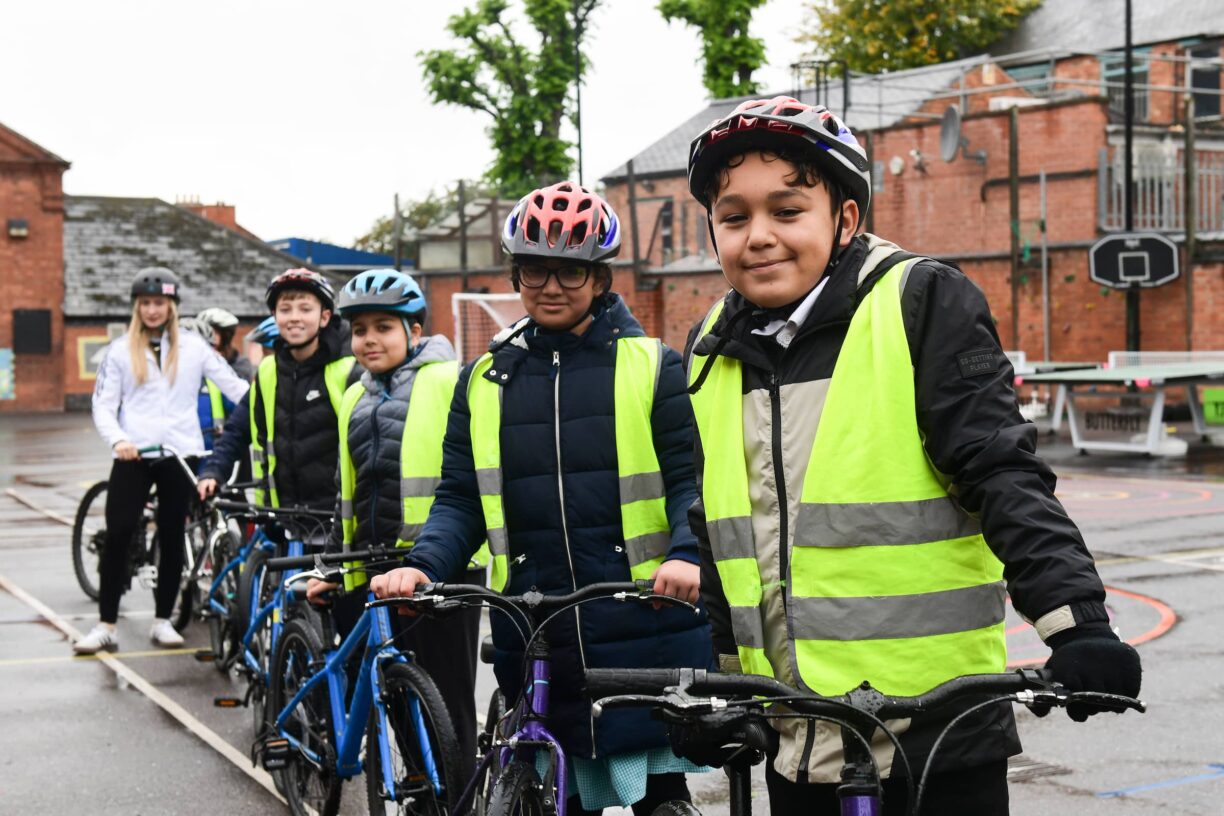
78 267 249 654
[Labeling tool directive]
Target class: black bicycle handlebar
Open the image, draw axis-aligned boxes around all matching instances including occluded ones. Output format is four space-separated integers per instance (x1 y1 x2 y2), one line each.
212 499 334 521
584 666 1145 720
366 579 663 614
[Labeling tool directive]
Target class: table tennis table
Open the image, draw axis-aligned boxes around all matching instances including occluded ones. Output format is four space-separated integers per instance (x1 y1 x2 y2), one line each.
1020 360 1224 455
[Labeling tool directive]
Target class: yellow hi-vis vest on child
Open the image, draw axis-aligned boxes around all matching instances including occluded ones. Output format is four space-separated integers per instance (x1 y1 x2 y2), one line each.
467 336 673 593
249 355 356 507
688 260 1007 696
337 360 489 591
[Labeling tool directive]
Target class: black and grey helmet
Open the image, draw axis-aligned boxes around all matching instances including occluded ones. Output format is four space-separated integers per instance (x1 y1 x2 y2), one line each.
130 267 181 302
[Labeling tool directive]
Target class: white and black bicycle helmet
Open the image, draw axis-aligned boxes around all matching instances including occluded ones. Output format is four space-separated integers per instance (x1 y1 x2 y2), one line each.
688 96 871 217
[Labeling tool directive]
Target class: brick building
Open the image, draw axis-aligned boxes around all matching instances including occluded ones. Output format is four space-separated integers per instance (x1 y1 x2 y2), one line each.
588 1 1224 358
0 122 70 411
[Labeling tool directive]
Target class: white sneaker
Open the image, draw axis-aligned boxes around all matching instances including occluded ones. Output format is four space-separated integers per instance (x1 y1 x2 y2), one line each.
150 618 185 648
74 623 118 654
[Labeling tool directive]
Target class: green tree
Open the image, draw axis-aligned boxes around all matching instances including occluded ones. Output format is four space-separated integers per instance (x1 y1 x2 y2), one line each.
801 0 1042 74
658 0 767 98
420 0 599 197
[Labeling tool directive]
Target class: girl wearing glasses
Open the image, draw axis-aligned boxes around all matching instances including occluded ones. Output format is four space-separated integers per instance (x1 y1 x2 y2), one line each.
373 181 712 815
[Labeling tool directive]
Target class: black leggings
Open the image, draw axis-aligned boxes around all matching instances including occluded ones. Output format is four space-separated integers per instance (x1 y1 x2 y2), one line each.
567 771 691 816
99 457 197 623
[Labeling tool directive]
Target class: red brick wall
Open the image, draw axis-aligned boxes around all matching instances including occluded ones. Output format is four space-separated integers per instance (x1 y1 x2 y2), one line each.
0 157 66 412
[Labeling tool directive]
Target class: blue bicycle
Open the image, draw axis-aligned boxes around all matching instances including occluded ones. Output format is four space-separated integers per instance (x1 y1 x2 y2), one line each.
208 500 332 735
257 548 462 816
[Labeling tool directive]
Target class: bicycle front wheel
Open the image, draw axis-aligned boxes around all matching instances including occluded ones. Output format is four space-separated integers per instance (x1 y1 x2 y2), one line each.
366 661 462 816
71 481 108 601
206 529 242 671
486 761 547 816
268 617 342 816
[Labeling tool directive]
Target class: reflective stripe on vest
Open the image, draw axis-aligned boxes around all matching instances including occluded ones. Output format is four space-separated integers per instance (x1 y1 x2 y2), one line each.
205 379 225 434
689 262 1006 696
468 336 672 593
337 361 485 591
250 355 356 507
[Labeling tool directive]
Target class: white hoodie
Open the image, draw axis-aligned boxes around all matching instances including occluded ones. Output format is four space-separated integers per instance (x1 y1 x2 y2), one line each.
92 329 250 458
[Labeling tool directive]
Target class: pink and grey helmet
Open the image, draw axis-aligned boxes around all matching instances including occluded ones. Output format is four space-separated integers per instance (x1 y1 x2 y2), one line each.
501 181 622 264
688 96 871 216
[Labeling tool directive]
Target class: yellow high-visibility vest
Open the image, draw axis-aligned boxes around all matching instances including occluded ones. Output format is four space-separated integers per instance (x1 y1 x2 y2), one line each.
337 361 489 591
689 260 1006 696
467 337 672 592
249 355 355 507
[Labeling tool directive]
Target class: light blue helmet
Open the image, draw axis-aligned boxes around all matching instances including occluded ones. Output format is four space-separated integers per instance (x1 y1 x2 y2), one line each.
249 315 280 348
336 269 427 321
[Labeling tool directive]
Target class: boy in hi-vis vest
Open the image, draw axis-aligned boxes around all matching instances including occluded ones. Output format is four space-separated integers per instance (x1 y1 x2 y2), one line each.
681 97 1141 814
304 269 484 782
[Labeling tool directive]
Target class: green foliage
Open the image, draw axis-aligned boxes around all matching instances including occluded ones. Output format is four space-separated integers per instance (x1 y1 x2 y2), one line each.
801 0 1043 74
419 0 599 197
658 0 767 98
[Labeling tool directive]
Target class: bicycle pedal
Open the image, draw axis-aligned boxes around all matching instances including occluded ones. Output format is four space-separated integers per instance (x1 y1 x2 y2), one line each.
194 650 216 663
259 738 293 771
214 696 245 708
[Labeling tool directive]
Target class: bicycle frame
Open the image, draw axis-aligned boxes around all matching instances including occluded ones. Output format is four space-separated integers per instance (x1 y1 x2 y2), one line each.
272 595 444 803
241 530 301 676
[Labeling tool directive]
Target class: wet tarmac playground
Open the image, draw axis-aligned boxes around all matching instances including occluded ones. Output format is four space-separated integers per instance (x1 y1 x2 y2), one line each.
2 413 1222 815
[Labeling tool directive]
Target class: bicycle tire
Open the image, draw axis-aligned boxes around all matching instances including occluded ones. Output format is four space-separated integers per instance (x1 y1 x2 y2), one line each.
238 545 274 734
71 481 109 601
365 661 462 816
472 689 508 815
268 617 342 816
206 530 243 671
650 802 703 816
164 539 194 633
486 761 547 816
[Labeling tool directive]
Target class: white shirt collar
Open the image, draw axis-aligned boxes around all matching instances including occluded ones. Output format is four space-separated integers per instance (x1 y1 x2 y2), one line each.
749 276 829 349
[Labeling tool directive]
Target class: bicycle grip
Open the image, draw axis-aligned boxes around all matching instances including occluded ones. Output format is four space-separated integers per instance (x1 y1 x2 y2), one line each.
584 668 682 699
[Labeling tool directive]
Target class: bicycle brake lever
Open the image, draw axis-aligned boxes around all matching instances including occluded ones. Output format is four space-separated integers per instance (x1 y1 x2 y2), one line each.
614 591 699 614
1065 691 1147 714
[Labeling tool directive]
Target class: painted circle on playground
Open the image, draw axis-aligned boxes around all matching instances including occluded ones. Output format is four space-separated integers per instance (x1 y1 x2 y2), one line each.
1005 585 1175 667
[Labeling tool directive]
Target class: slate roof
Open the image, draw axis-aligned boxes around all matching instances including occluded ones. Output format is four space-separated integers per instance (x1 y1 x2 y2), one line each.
601 58 980 183
990 0 1224 55
64 196 314 319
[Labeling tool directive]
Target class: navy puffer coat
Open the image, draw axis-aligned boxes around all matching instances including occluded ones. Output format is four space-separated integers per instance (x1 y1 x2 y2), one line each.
406 294 712 759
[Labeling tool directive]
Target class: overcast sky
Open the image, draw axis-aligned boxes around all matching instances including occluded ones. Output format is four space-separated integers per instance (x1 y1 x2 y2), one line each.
2 0 810 246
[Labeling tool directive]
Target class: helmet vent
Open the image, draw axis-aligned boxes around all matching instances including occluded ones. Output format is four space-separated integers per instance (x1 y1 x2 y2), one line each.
571 222 588 245
547 221 563 246
533 194 545 208
526 217 541 243
576 199 592 212
551 196 569 211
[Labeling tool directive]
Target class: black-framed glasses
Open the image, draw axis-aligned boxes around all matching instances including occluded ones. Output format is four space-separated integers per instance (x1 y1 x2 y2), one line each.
514 263 593 290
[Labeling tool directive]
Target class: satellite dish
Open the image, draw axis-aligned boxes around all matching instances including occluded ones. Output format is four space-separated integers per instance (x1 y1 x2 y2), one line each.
939 105 988 164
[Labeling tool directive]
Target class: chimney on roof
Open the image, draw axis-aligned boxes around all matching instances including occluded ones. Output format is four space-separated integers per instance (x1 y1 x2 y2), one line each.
179 200 238 230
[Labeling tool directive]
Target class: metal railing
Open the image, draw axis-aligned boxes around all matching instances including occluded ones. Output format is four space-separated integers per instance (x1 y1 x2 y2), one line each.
1099 146 1224 235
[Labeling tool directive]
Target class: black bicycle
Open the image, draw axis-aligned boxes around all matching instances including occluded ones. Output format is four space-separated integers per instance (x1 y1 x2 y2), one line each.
584 667 1146 816
70 445 247 632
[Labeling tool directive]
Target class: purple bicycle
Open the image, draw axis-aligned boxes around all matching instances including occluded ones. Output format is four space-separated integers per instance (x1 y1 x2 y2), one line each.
372 579 698 816
584 667 1146 816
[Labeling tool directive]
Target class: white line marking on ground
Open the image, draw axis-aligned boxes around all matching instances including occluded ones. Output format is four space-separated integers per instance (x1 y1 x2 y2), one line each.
3 487 75 526
0 570 286 805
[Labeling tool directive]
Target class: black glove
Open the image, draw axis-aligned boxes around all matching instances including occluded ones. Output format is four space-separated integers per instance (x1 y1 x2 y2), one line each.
1041 623 1142 722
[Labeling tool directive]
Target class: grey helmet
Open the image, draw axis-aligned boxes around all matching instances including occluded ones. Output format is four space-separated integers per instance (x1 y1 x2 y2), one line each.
130 267 181 302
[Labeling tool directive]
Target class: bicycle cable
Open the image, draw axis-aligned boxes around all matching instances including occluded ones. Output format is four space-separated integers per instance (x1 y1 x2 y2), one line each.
913 694 1014 816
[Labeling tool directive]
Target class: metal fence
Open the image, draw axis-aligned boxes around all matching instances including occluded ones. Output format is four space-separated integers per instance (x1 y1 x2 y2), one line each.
1099 146 1224 235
